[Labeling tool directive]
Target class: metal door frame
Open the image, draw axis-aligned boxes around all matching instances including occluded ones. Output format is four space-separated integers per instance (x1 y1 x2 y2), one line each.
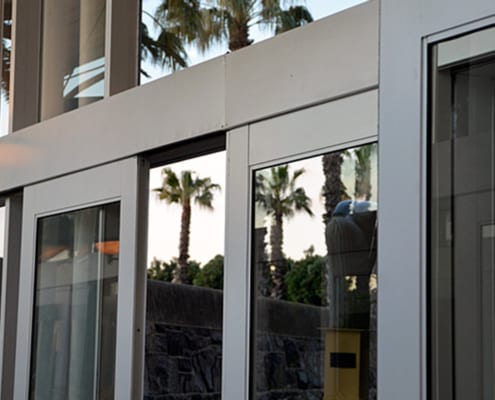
12 157 147 400
223 89 378 399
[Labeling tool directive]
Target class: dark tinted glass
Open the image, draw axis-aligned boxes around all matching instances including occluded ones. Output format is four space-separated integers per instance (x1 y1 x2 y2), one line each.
30 203 119 400
430 28 495 399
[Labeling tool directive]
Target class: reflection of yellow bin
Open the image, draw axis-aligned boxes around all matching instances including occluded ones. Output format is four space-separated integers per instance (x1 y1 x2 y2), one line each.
323 329 364 400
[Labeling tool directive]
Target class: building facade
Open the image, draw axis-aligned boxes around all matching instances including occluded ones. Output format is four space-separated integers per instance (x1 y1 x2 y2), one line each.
0 0 493 399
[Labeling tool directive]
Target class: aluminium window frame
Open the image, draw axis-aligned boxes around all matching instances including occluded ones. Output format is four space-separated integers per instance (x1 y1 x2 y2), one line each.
424 17 495 400
0 193 22 399
12 157 147 400
223 88 378 399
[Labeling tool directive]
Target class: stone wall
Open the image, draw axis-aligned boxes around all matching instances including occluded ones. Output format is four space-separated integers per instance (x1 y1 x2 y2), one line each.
144 281 375 400
255 297 327 400
144 281 223 400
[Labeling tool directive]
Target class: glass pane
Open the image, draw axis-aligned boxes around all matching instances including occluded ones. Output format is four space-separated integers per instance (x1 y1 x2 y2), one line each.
431 31 495 400
30 203 119 400
0 0 12 135
40 0 106 121
252 143 378 399
140 0 367 84
144 151 225 399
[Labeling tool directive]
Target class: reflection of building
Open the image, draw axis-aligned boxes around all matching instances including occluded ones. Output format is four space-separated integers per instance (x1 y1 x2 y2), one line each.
0 0 493 399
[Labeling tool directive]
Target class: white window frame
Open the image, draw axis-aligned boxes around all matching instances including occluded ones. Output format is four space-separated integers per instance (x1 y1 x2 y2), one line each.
422 18 495 400
223 88 378 399
12 157 147 400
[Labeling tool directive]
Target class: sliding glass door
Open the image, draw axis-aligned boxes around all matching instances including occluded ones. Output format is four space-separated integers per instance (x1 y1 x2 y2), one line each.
13 158 146 400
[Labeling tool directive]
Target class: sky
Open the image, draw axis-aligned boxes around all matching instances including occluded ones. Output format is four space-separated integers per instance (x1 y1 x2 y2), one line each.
148 152 226 265
148 146 377 265
141 0 367 83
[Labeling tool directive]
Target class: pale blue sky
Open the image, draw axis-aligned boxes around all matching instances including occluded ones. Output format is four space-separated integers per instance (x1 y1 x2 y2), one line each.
141 0 367 83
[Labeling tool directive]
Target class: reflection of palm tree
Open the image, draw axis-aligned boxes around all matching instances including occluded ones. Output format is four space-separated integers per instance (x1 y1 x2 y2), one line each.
153 168 220 284
140 11 187 76
353 144 376 200
352 144 376 296
256 165 313 299
321 152 349 224
152 0 313 56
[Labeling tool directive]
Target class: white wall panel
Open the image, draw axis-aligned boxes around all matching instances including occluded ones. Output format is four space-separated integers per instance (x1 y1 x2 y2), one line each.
249 89 377 166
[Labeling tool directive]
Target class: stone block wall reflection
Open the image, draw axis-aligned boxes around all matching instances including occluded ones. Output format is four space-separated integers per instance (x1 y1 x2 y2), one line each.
145 281 223 400
145 281 331 400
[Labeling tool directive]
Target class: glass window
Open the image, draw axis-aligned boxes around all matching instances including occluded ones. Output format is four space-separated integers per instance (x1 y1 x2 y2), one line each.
40 0 106 121
30 203 119 399
252 143 378 399
139 0 367 84
145 151 225 399
0 0 12 135
430 27 495 400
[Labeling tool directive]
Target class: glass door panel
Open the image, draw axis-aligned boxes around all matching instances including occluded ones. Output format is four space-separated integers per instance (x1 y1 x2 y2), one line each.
430 29 495 400
251 143 378 400
14 158 144 400
30 203 119 400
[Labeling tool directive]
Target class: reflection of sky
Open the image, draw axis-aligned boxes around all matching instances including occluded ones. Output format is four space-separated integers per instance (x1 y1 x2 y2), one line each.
64 57 105 98
148 152 226 265
141 0 367 83
256 148 378 260
148 146 377 265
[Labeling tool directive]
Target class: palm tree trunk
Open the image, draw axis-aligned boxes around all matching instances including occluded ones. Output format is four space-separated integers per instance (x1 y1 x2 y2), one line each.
270 213 286 299
354 148 372 200
322 152 346 224
228 20 252 51
174 199 191 284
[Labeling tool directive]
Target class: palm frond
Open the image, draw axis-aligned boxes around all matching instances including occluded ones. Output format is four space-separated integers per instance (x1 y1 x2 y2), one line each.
274 5 313 35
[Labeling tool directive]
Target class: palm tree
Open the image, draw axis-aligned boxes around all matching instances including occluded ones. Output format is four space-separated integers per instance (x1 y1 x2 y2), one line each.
151 0 313 58
353 144 376 200
140 10 187 77
256 165 313 299
1 0 12 101
153 168 220 284
321 152 349 225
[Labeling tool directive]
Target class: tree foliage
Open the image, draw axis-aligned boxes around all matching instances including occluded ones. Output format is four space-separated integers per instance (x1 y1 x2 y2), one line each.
142 0 313 72
286 246 327 306
193 254 224 289
148 257 200 283
255 165 313 299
